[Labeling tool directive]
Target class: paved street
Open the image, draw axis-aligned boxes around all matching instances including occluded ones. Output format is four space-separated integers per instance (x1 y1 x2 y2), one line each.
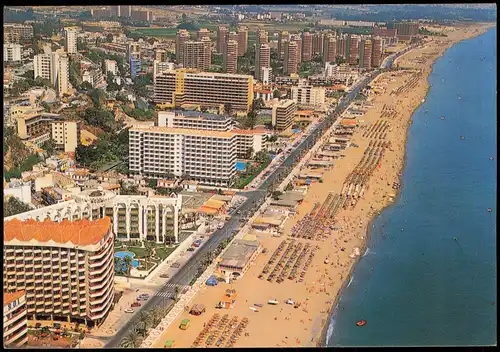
104 47 413 347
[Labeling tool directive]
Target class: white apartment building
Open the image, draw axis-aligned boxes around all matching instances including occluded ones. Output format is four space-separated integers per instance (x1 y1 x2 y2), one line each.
55 53 69 96
104 59 118 76
291 81 326 107
261 67 272 85
153 60 175 81
65 28 78 54
157 111 267 157
272 99 297 131
325 63 356 82
34 50 70 96
3 291 28 347
158 110 233 131
4 189 183 243
4 217 115 327
3 180 32 205
129 127 238 187
3 43 22 62
33 53 52 81
51 121 79 153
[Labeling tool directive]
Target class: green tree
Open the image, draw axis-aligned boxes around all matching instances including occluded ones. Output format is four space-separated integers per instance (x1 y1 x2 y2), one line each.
223 103 233 117
273 89 281 99
144 243 154 271
136 311 151 338
122 255 133 283
268 134 278 143
40 139 57 156
120 327 141 348
244 147 254 159
255 150 271 164
164 230 176 246
4 197 32 217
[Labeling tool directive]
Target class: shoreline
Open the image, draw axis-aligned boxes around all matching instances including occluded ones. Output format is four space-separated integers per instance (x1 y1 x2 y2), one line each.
316 23 495 347
149 23 495 350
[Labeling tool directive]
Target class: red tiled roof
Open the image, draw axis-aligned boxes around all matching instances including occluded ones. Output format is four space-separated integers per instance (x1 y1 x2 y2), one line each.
4 291 25 306
4 217 111 246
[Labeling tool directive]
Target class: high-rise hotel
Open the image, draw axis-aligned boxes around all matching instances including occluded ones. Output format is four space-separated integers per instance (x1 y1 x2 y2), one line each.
3 217 115 328
153 69 254 113
129 111 268 186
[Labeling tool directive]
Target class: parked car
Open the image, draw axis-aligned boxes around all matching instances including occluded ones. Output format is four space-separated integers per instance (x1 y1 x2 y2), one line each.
171 262 181 268
131 302 141 307
187 247 195 252
124 308 135 313
160 273 170 278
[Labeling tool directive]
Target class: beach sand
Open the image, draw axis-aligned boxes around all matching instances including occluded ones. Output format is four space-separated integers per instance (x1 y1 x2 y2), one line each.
151 23 494 349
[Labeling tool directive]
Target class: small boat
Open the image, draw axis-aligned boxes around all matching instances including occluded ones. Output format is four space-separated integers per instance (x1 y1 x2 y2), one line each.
489 156 494 160
324 258 330 264
487 208 492 213
254 303 263 307
356 320 367 327
440 116 445 120
460 136 465 140
268 300 279 305
249 307 259 312
453 237 458 241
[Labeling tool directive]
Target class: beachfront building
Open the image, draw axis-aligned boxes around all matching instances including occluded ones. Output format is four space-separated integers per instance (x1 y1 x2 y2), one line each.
3 217 115 327
3 291 28 347
216 239 262 280
291 82 326 107
359 39 373 70
157 111 267 158
4 189 183 243
158 110 233 131
129 127 238 187
153 69 254 113
272 99 297 131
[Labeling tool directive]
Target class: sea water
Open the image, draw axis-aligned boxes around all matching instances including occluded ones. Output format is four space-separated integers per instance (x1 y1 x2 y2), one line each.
327 27 497 346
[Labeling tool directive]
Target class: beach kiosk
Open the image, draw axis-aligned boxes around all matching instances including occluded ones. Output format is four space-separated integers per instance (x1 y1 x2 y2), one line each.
190 304 206 316
216 289 237 309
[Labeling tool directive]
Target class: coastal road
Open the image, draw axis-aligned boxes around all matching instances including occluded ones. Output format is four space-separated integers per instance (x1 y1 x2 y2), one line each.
105 48 409 347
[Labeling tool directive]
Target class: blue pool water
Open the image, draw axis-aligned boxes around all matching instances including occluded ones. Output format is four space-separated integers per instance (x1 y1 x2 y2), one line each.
236 161 247 171
292 129 302 133
115 251 140 269
326 27 497 346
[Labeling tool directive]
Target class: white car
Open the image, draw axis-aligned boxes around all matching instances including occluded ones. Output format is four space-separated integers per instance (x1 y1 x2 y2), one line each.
124 308 135 313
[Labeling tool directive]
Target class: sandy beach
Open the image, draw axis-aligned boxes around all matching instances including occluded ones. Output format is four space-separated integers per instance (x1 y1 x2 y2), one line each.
151 23 494 349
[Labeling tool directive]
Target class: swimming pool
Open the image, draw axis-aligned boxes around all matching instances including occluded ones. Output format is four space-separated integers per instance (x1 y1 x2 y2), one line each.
292 129 302 133
115 251 140 269
236 161 247 171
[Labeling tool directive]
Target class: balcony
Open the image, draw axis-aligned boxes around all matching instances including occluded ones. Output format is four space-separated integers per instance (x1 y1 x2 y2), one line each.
4 324 28 346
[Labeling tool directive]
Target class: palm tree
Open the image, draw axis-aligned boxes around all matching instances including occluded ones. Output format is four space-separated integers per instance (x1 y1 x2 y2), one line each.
122 255 133 282
144 243 153 271
136 311 151 338
164 230 175 246
120 328 141 348
114 256 123 275
150 307 163 327
173 285 181 302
